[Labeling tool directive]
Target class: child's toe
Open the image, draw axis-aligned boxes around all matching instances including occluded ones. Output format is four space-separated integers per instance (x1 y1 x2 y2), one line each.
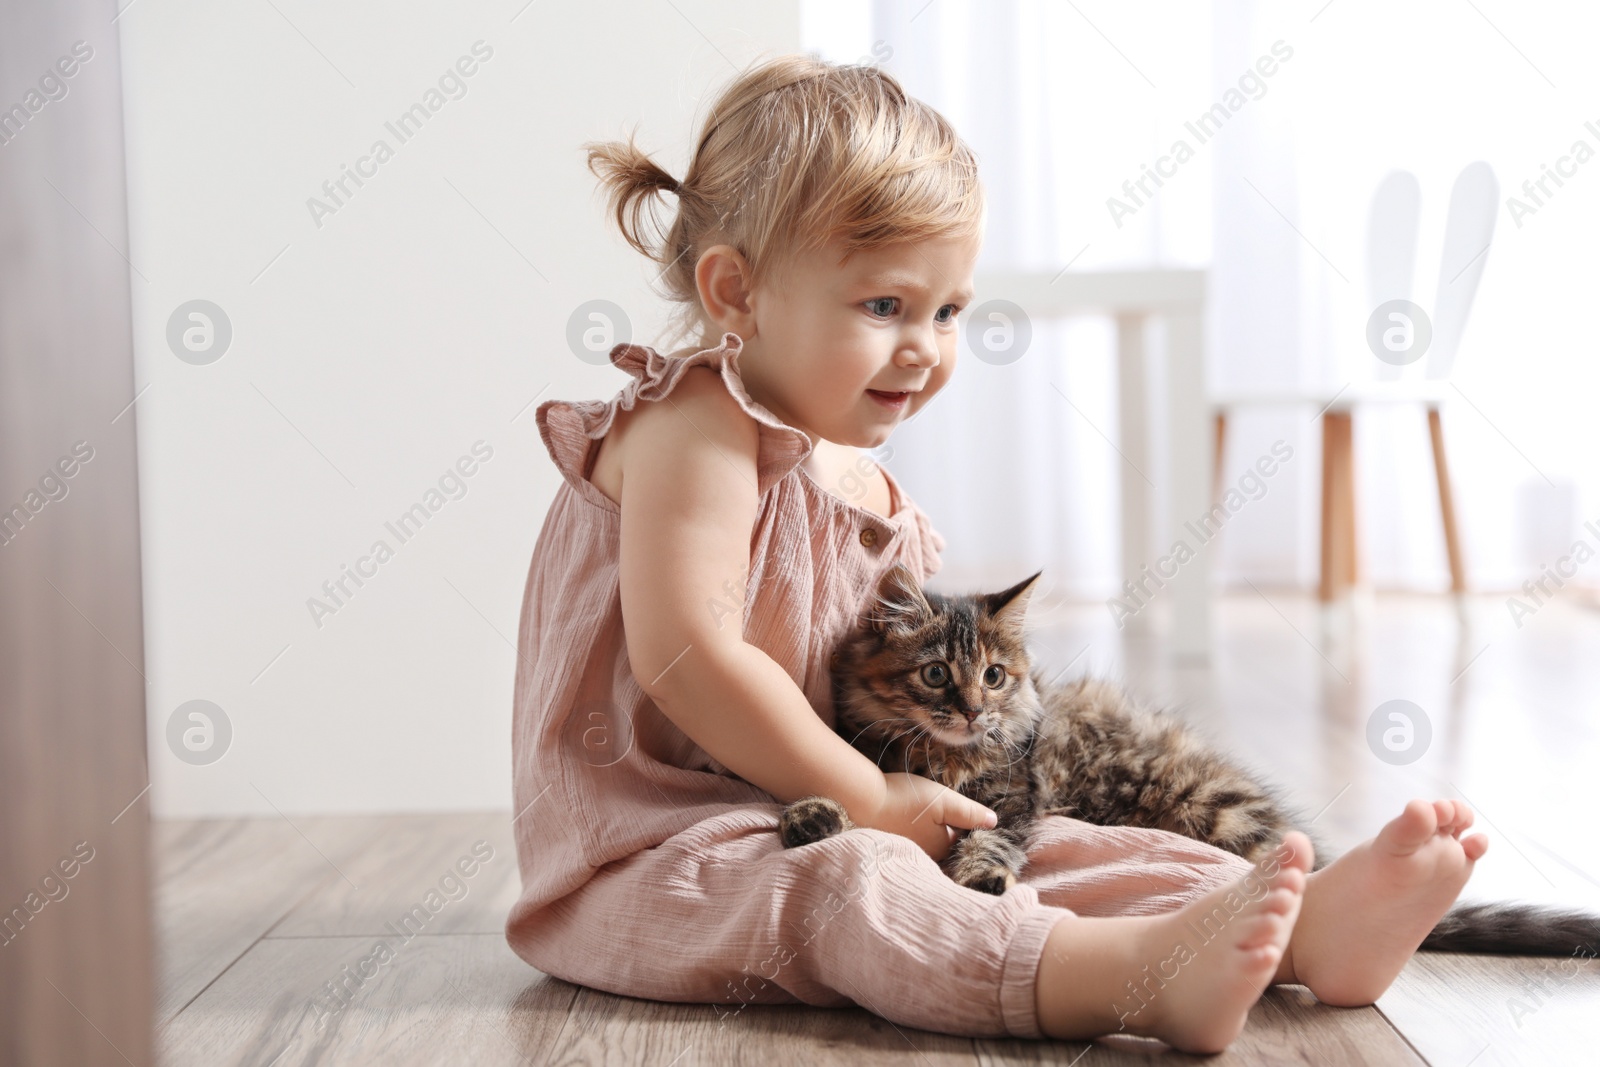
1384 799 1438 850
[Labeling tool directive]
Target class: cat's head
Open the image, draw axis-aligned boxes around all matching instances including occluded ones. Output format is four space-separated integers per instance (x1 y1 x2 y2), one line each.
830 563 1045 763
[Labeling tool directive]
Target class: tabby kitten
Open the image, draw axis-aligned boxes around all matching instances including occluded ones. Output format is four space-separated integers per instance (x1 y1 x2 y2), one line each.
779 563 1600 955
780 563 1306 894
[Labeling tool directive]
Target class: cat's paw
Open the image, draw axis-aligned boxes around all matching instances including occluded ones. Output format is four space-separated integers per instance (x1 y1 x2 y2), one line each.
954 862 1018 896
945 830 1025 895
779 796 854 848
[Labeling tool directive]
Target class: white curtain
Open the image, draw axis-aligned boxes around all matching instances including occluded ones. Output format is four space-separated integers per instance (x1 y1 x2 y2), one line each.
802 0 1600 598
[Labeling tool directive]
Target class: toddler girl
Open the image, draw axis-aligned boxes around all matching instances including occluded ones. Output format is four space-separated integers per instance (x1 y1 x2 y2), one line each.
505 53 1486 1053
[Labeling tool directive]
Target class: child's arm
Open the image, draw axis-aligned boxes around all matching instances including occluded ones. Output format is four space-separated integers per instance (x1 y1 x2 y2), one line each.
615 368 995 859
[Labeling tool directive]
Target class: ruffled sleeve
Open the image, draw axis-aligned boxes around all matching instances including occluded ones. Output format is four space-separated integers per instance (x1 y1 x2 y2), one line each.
535 332 815 506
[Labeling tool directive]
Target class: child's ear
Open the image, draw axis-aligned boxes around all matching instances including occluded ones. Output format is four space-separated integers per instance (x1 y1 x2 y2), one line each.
694 243 756 332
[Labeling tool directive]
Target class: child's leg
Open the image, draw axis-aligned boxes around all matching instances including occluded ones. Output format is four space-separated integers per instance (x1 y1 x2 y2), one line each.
509 805 1077 1039
1018 814 1273 917
1272 798 1488 1005
510 804 1313 1051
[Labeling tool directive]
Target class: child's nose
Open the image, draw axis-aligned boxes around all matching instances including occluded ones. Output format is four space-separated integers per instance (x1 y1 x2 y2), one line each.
896 339 940 368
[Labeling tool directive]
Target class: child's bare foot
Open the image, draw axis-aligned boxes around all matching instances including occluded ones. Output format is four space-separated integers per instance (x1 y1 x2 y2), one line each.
1282 799 1488 1006
1037 831 1313 1053
1132 831 1312 1052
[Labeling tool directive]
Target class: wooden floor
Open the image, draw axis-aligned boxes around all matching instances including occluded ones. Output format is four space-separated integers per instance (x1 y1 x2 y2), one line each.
155 592 1600 1065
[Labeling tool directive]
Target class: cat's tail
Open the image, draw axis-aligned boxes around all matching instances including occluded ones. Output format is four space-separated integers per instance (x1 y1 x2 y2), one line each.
1421 900 1600 956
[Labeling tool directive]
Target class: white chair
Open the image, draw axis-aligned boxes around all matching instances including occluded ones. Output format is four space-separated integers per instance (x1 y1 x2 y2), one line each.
1212 163 1499 601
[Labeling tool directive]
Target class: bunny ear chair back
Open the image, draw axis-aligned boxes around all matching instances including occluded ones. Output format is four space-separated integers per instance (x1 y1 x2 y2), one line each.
1367 169 1422 384
1428 161 1499 383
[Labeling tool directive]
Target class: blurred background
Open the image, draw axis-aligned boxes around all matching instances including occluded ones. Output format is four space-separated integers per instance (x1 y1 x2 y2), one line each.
5 1 1598 1063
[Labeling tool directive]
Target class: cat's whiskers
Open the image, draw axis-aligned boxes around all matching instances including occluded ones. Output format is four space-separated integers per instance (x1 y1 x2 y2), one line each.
852 713 937 775
894 719 938 775
844 714 919 749
850 715 922 765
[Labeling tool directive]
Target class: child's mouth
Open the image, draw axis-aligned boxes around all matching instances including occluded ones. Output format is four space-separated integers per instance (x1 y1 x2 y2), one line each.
867 389 910 410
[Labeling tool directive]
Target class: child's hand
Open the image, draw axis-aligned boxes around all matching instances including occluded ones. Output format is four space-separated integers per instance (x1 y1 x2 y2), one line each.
860 771 999 863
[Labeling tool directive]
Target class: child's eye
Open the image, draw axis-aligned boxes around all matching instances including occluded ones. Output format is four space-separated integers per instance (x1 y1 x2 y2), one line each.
864 298 963 324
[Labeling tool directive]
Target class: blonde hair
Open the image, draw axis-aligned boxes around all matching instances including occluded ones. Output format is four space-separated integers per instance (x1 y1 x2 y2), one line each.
584 53 984 351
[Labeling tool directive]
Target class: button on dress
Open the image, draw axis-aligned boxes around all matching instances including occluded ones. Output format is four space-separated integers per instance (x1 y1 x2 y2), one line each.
505 331 1254 1039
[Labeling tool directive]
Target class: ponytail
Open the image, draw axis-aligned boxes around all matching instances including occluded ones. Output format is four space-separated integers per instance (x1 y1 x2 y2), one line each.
584 132 687 265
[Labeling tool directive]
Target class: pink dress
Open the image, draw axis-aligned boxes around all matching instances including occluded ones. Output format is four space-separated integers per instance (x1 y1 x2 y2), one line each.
505 332 1254 1039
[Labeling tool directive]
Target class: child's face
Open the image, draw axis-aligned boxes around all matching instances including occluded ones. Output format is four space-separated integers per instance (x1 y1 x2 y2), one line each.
737 233 980 449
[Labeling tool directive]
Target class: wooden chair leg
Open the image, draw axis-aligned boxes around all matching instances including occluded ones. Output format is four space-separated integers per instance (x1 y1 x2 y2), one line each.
1213 410 1227 501
1428 407 1467 593
1319 412 1356 602
1341 415 1359 592
1319 414 1336 602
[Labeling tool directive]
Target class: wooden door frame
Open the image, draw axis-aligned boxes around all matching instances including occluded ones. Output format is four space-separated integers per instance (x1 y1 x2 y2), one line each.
0 2 155 1063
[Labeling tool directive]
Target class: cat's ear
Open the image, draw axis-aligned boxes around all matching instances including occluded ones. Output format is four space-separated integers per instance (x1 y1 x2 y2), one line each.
866 562 932 633
983 569 1043 632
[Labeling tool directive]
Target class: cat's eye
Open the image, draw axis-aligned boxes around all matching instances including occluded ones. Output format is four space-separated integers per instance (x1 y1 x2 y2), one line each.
919 662 949 688
983 664 1006 688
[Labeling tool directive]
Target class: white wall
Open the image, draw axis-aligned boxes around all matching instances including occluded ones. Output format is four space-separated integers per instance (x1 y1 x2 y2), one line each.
124 0 799 816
